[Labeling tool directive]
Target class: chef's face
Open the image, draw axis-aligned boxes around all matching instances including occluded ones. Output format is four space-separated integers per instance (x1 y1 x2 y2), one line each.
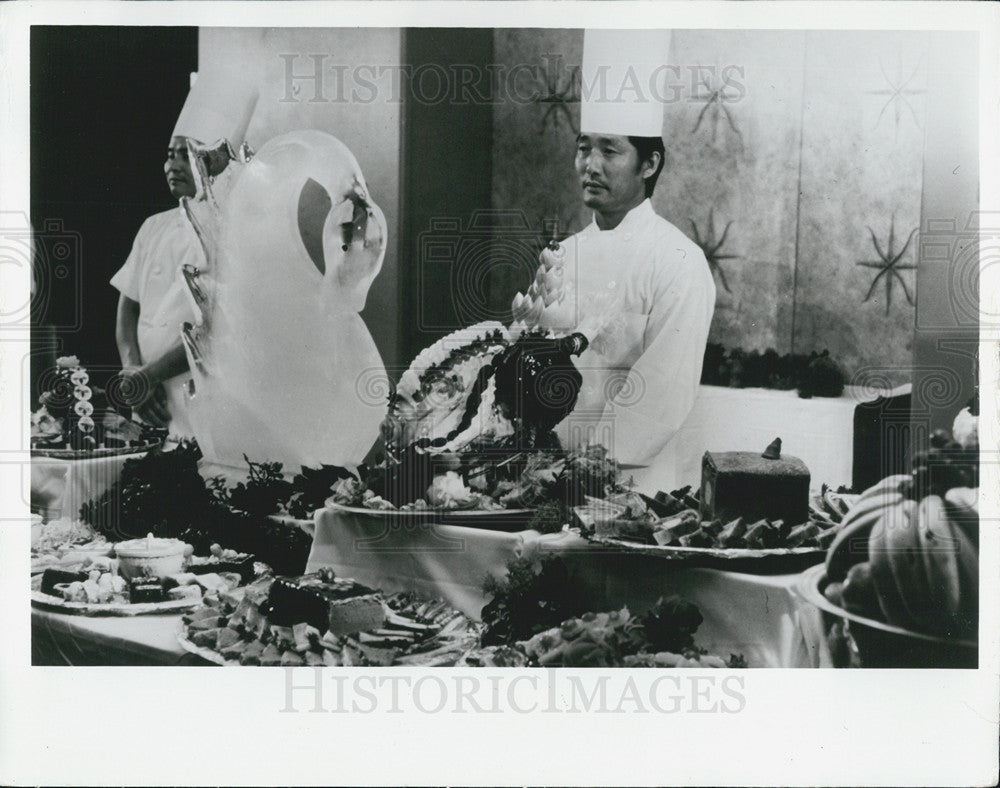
575 133 651 218
164 136 197 199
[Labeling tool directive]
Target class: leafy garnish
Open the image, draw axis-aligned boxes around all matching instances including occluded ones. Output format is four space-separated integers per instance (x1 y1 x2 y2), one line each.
640 596 705 653
480 555 579 646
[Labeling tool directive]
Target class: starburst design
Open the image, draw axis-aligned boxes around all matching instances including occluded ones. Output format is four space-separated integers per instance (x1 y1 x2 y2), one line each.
689 207 739 293
535 64 580 136
867 53 925 139
691 64 743 146
856 216 917 315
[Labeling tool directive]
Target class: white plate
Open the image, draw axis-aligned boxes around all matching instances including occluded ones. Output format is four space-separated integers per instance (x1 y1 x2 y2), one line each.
31 589 201 617
323 500 535 531
31 544 115 574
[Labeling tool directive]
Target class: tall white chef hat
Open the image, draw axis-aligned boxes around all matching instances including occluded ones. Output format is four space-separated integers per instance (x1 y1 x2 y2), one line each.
580 29 671 138
172 68 259 145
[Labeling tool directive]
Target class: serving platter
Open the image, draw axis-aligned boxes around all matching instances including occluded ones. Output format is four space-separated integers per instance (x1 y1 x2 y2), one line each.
31 543 114 575
31 589 201 617
177 591 482 667
30 545 115 575
177 629 230 665
323 500 535 532
31 438 164 461
581 532 826 574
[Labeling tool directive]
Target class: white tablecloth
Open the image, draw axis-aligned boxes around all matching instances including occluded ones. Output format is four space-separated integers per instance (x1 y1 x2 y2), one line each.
306 508 833 668
30 454 141 522
636 384 872 494
31 609 206 666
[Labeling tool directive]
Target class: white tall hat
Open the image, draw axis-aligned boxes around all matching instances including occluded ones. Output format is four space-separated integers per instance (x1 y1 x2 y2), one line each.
172 68 259 145
580 29 671 138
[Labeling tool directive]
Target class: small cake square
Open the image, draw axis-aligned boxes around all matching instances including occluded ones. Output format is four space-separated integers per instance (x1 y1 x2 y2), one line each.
700 450 810 527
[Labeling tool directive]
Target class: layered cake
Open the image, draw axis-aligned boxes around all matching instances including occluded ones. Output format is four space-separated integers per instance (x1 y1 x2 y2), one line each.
263 573 385 635
700 440 810 526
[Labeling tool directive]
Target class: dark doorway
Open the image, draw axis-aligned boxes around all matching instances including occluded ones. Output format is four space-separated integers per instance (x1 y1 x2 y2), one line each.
399 29 497 367
30 26 198 400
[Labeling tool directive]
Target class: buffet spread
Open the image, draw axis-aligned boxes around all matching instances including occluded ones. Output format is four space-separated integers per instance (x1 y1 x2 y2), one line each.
29 130 982 670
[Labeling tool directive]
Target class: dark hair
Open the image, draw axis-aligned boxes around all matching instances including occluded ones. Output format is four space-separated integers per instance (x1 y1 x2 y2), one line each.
628 136 666 198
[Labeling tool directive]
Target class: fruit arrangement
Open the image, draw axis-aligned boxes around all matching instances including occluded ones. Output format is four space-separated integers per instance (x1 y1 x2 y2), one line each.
821 410 978 640
478 555 747 666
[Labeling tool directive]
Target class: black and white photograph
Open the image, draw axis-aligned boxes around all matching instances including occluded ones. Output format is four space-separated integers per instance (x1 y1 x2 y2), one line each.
1 2 997 785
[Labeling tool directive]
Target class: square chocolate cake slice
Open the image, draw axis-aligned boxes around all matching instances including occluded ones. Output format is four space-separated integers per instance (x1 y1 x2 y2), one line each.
700 448 810 527
264 574 385 635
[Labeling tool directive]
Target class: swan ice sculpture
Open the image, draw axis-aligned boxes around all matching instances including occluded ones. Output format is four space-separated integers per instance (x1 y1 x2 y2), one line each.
180 130 388 470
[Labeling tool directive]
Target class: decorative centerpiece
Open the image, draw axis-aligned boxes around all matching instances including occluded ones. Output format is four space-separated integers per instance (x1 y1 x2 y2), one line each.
31 356 165 456
802 403 979 667
178 130 389 471
369 237 598 512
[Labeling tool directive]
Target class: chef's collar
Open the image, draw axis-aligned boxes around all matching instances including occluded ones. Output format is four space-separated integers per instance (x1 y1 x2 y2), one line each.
584 198 655 236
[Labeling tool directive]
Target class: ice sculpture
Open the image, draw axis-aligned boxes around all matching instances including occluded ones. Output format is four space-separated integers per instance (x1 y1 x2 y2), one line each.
180 130 388 470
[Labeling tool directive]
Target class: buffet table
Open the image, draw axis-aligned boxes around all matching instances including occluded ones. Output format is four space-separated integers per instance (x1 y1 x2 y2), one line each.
31 509 832 667
306 509 835 668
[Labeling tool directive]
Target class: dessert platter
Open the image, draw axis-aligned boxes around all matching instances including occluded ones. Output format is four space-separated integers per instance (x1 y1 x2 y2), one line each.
794 407 979 667
177 568 482 666
31 356 166 459
31 530 266 617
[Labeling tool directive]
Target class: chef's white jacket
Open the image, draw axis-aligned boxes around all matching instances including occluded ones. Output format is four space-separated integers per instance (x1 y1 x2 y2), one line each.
554 199 716 491
110 207 202 438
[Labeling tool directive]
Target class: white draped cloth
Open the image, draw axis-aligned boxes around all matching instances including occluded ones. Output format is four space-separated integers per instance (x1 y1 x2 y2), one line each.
306 509 833 668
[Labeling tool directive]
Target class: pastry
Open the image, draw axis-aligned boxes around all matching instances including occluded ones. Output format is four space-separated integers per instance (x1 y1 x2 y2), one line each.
129 577 167 604
700 443 810 526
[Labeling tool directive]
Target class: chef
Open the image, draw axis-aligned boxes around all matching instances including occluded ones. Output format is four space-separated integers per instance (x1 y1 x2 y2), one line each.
555 30 716 492
112 70 257 437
